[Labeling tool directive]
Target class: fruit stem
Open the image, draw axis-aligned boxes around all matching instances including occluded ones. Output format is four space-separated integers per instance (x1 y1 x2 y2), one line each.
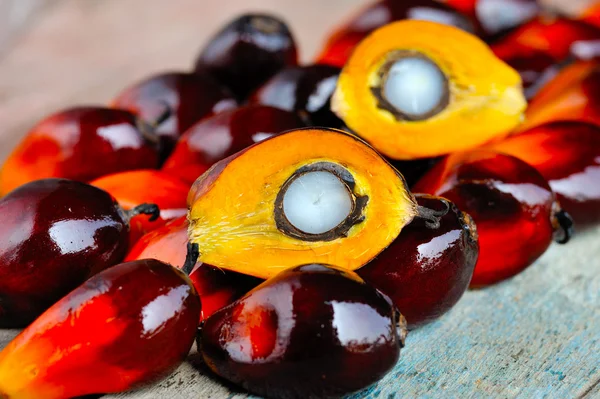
415 198 450 229
151 102 173 127
396 312 408 348
135 102 173 145
553 209 574 244
126 203 161 222
182 243 200 275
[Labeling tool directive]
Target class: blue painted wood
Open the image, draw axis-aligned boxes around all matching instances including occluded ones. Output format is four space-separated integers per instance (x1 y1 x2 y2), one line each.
103 227 600 399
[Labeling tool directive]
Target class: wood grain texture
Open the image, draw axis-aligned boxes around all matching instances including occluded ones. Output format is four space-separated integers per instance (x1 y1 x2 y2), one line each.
0 1 599 398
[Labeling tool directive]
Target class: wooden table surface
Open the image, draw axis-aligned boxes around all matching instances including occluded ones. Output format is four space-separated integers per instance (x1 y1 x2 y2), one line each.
0 1 599 398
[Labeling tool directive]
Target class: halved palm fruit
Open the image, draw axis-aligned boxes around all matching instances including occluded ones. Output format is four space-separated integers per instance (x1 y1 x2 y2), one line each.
332 20 526 160
187 128 418 279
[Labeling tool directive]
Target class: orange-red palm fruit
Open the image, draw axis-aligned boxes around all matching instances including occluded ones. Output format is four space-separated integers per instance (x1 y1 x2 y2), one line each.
489 121 600 226
315 0 475 68
491 17 600 92
445 0 477 15
521 60 600 129
413 151 573 287
90 170 189 245
162 105 304 184
126 217 260 321
582 2 600 29
0 258 200 398
0 107 159 195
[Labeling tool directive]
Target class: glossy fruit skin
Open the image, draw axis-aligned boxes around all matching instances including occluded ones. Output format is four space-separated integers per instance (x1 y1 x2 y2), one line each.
91 170 189 245
316 0 475 67
248 64 344 128
430 0 540 39
200 264 405 399
491 17 600 92
125 216 190 266
489 121 600 227
522 60 600 129
112 72 237 159
194 14 298 101
0 107 159 194
413 151 562 287
125 216 260 321
0 179 130 327
0 259 200 399
472 0 539 39
358 195 478 328
444 0 477 15
162 105 304 184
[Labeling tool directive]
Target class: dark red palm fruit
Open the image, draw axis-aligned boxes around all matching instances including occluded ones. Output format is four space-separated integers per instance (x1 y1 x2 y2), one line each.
0 107 159 195
388 158 442 188
522 60 600 129
490 17 600 93
125 217 261 321
315 0 475 68
162 105 305 184
112 72 237 160
0 178 161 327
0 255 201 398
194 14 298 101
443 0 540 38
200 264 406 399
413 151 573 287
474 0 540 39
358 195 478 328
488 121 600 227
90 170 189 245
247 64 344 128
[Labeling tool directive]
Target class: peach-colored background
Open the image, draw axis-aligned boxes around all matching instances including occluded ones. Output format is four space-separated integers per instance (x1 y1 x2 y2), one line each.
0 0 364 161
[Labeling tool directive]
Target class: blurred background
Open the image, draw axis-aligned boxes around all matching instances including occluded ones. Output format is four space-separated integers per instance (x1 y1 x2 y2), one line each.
0 0 363 160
